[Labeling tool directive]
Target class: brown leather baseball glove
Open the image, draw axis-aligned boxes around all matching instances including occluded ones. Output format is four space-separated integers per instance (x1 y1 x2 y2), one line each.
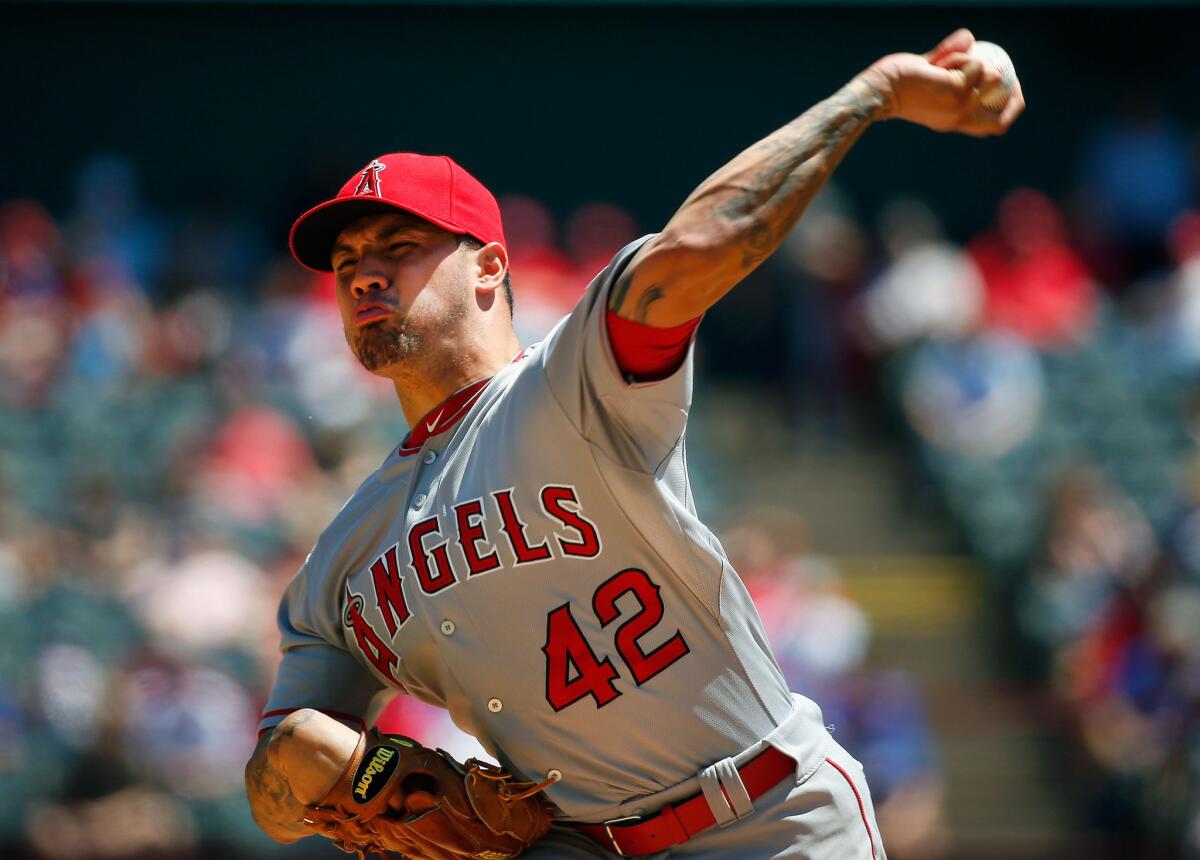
301 728 555 860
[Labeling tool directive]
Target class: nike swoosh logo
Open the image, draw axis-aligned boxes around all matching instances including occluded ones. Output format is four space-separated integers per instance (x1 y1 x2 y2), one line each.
425 410 444 433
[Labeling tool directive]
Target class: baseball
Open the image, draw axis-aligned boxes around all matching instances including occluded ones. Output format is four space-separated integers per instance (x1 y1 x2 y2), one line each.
969 40 1018 111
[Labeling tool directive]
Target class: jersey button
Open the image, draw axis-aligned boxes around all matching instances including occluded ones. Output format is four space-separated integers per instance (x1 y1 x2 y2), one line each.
422 450 437 465
440 619 456 635
487 698 503 713
413 493 427 508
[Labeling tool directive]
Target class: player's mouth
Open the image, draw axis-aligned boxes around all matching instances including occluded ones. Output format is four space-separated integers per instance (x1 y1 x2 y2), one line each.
354 302 397 327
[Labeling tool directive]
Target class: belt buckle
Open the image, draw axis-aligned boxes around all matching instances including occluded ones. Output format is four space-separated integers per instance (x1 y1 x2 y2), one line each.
602 815 644 857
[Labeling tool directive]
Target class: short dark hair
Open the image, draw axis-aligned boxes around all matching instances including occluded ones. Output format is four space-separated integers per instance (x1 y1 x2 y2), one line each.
459 236 513 318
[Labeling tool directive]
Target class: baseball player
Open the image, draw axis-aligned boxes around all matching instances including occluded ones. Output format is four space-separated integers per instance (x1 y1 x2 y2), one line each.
245 29 1022 859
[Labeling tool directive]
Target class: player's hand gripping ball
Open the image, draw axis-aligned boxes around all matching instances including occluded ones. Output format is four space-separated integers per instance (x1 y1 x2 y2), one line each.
861 28 1024 137
301 729 555 860
968 41 1018 111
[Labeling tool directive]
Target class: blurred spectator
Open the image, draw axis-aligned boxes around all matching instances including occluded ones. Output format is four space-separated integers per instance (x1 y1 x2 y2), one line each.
501 194 578 344
119 656 259 799
780 186 871 430
901 330 1044 460
122 540 274 658
856 197 985 350
1019 467 1157 650
1128 211 1200 372
1011 463 1200 847
36 644 108 751
191 405 318 529
0 199 68 300
968 189 1098 350
1077 96 1194 287
65 155 168 294
64 267 153 389
26 784 198 860
0 295 71 408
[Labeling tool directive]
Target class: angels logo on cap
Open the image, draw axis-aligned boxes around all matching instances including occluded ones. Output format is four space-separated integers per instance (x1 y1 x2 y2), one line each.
288 152 507 273
354 160 386 198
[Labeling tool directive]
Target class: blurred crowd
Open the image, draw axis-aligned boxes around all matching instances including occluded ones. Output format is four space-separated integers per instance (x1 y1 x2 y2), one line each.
1 97 1199 858
849 103 1200 854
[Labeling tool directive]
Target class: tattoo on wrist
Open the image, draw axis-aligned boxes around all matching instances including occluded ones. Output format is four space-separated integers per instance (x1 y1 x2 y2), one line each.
850 72 894 122
275 709 317 737
252 764 306 827
247 733 309 836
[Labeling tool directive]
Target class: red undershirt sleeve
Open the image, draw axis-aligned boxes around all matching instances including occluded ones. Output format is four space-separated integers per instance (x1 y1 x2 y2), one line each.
605 310 703 382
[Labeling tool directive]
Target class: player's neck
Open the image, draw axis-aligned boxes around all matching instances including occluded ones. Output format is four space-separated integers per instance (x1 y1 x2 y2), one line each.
393 328 521 428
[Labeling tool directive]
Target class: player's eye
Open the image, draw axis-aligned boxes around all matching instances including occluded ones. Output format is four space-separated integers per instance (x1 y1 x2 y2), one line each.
388 242 415 253
335 258 357 273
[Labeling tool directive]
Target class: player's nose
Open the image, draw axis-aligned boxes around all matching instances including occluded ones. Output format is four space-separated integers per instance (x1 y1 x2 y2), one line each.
349 267 391 299
348 247 396 298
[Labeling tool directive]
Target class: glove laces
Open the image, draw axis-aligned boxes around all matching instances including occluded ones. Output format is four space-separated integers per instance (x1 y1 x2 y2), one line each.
475 766 562 803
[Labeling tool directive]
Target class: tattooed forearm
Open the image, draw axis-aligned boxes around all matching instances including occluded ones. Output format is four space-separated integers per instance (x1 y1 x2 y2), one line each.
608 74 888 324
244 731 311 843
695 76 886 273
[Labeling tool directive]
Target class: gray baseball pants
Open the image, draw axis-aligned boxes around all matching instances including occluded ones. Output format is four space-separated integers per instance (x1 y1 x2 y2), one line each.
527 737 887 860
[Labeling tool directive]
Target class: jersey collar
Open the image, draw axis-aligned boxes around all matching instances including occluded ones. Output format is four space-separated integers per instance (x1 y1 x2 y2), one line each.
397 348 530 456
399 377 492 455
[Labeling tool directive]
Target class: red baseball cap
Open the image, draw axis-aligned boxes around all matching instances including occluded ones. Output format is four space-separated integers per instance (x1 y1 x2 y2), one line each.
288 153 507 273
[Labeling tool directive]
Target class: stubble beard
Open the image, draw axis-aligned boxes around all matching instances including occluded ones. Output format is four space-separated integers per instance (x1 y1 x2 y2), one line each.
347 289 470 377
350 319 422 373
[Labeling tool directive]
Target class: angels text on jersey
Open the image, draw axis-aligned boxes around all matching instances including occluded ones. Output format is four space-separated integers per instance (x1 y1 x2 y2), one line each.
341 482 691 712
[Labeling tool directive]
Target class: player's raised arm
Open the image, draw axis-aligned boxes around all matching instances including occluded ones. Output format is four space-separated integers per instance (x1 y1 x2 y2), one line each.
609 28 1024 327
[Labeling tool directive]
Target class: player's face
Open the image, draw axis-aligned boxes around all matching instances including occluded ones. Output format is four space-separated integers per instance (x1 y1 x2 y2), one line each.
331 212 470 375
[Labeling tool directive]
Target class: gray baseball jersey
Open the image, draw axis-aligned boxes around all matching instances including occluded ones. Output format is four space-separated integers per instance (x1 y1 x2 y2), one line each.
260 234 834 823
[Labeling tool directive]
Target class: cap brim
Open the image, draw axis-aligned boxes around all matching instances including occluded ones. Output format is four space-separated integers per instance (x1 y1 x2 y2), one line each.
288 197 467 273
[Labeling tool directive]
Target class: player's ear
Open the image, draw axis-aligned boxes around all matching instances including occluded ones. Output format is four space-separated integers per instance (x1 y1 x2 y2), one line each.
470 242 509 296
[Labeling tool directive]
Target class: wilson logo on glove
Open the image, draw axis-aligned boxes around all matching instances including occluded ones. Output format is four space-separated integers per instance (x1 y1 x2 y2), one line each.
353 746 399 803
303 727 555 859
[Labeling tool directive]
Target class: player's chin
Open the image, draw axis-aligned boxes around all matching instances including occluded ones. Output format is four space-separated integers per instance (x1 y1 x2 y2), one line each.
351 326 418 374
353 350 404 376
